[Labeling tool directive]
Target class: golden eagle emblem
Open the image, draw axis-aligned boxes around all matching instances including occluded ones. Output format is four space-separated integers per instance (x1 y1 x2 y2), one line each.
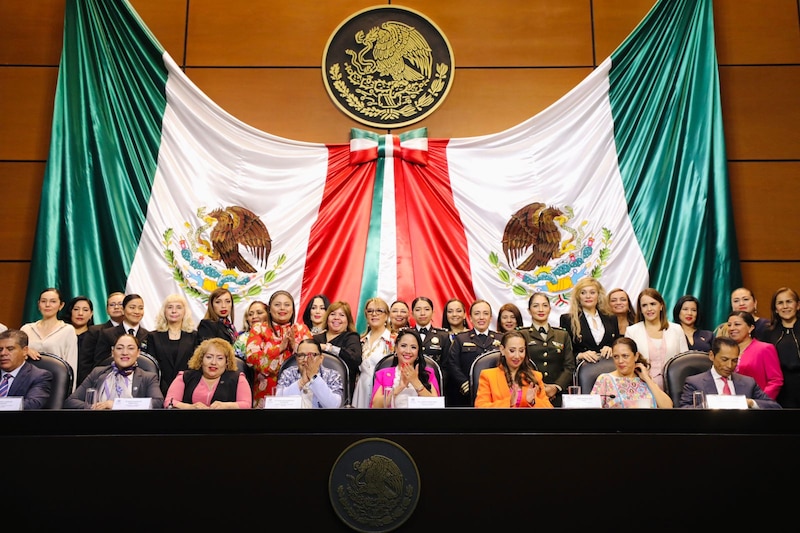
502 202 565 271
207 206 271 273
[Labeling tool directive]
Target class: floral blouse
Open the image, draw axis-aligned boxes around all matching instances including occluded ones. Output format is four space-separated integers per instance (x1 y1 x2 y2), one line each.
591 374 657 409
246 322 311 407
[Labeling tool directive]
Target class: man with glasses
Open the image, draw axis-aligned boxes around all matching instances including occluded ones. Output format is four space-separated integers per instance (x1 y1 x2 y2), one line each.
76 292 125 384
276 338 343 408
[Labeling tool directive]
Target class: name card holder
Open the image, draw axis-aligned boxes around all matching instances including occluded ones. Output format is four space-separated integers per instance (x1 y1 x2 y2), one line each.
263 396 303 409
705 394 748 410
0 397 24 411
407 396 445 409
112 397 152 410
561 394 602 409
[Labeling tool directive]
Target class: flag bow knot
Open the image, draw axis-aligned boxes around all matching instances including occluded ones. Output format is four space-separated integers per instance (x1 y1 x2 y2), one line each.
349 128 428 166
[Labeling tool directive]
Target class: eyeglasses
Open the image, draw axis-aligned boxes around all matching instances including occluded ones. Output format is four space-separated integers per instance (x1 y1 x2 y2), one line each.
366 309 387 315
295 352 321 359
108 303 124 308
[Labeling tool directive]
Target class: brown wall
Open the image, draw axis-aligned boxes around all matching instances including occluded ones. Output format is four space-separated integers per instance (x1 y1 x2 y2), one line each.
0 0 798 328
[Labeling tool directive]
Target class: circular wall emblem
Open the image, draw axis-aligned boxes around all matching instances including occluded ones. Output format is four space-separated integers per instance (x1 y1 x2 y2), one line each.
329 438 420 532
322 5 454 129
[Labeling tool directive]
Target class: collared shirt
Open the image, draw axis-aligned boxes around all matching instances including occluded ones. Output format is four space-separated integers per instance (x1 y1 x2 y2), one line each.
711 367 736 395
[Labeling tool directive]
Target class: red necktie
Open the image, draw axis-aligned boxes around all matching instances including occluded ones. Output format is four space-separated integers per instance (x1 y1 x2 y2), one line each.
721 376 732 395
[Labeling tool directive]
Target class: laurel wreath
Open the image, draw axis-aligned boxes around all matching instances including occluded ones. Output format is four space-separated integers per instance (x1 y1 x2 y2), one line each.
329 62 448 120
162 227 286 303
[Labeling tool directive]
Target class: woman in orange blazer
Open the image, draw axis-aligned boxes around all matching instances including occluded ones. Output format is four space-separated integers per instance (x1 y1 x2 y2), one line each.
475 331 553 408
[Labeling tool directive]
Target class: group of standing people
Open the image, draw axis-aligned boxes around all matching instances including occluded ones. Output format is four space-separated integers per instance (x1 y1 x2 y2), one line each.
6 279 799 410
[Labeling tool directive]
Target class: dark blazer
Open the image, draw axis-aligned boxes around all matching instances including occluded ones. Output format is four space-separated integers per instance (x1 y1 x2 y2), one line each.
679 370 781 409
559 311 619 356
416 326 451 366
444 329 501 407
314 330 361 397
65 365 164 409
77 321 115 385
145 330 198 396
196 319 235 345
6 362 53 410
93 324 150 367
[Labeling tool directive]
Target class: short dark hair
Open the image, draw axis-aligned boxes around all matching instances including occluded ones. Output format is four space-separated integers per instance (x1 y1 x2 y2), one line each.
711 336 739 355
0 329 28 348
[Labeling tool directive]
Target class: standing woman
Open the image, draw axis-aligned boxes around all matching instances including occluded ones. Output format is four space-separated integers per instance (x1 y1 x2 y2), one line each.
233 300 268 359
22 288 78 381
93 294 149 369
411 296 451 365
196 287 237 345
313 300 362 403
608 288 636 336
246 290 311 406
727 310 783 401
145 294 198 396
441 298 469 339
764 287 800 407
624 288 688 390
559 277 619 364
444 299 500 407
353 297 394 409
496 303 524 334
388 300 410 336
64 295 94 354
715 287 770 340
672 295 714 352
520 292 575 407
475 331 552 408
302 294 330 335
370 328 440 408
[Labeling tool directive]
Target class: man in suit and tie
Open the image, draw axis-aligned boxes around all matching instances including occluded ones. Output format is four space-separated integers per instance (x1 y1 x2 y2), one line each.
77 291 125 384
679 336 780 409
0 329 52 409
444 299 500 406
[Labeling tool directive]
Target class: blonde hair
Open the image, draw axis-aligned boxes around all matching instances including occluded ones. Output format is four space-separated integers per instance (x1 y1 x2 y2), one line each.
188 338 237 371
154 294 196 332
362 297 390 335
567 277 611 340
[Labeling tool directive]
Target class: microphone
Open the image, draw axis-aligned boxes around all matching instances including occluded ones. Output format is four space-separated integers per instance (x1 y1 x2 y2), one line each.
600 394 616 399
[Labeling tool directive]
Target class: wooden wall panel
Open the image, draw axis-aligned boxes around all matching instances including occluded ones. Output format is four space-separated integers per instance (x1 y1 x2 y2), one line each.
0 0 66 66
740 262 800 315
720 66 800 161
0 263 31 329
402 0 594 66
729 162 800 261
0 67 59 161
184 0 376 66
0 163 44 260
592 0 656 62
407 68 593 138
129 0 189 64
714 0 800 65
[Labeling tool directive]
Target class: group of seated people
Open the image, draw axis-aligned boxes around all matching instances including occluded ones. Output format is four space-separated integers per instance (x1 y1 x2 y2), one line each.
2 278 796 410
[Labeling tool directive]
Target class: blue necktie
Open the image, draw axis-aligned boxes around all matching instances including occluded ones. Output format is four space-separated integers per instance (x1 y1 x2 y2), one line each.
0 374 11 397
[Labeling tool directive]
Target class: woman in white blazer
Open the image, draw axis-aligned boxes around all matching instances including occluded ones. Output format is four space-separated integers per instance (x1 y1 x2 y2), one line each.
624 288 688 390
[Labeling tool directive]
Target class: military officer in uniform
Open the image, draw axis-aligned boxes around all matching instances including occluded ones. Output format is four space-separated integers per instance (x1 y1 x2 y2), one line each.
520 292 575 407
444 299 500 407
410 296 451 366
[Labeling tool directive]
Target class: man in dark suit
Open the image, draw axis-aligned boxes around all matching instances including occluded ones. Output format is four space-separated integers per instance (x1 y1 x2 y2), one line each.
77 291 125 384
679 336 780 409
0 329 52 409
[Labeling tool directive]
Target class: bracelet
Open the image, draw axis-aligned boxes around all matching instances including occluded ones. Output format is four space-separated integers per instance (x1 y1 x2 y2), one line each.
414 384 424 393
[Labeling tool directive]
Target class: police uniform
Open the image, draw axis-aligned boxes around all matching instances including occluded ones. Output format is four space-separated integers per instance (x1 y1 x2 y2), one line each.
416 326 451 366
519 325 575 407
444 329 500 407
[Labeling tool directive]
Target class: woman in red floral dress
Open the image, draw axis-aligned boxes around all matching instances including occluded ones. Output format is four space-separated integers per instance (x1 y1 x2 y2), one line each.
246 290 311 407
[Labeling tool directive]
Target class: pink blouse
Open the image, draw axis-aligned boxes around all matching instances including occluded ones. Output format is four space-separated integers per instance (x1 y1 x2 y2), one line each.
164 371 252 409
737 339 784 400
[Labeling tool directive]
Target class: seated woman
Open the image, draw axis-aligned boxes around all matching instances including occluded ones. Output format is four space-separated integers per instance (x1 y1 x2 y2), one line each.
475 331 553 408
370 328 440 408
65 333 163 409
591 337 673 409
276 338 344 408
164 338 252 409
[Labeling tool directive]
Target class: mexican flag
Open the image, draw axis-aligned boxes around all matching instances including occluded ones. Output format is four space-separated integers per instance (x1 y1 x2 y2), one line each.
25 0 740 333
